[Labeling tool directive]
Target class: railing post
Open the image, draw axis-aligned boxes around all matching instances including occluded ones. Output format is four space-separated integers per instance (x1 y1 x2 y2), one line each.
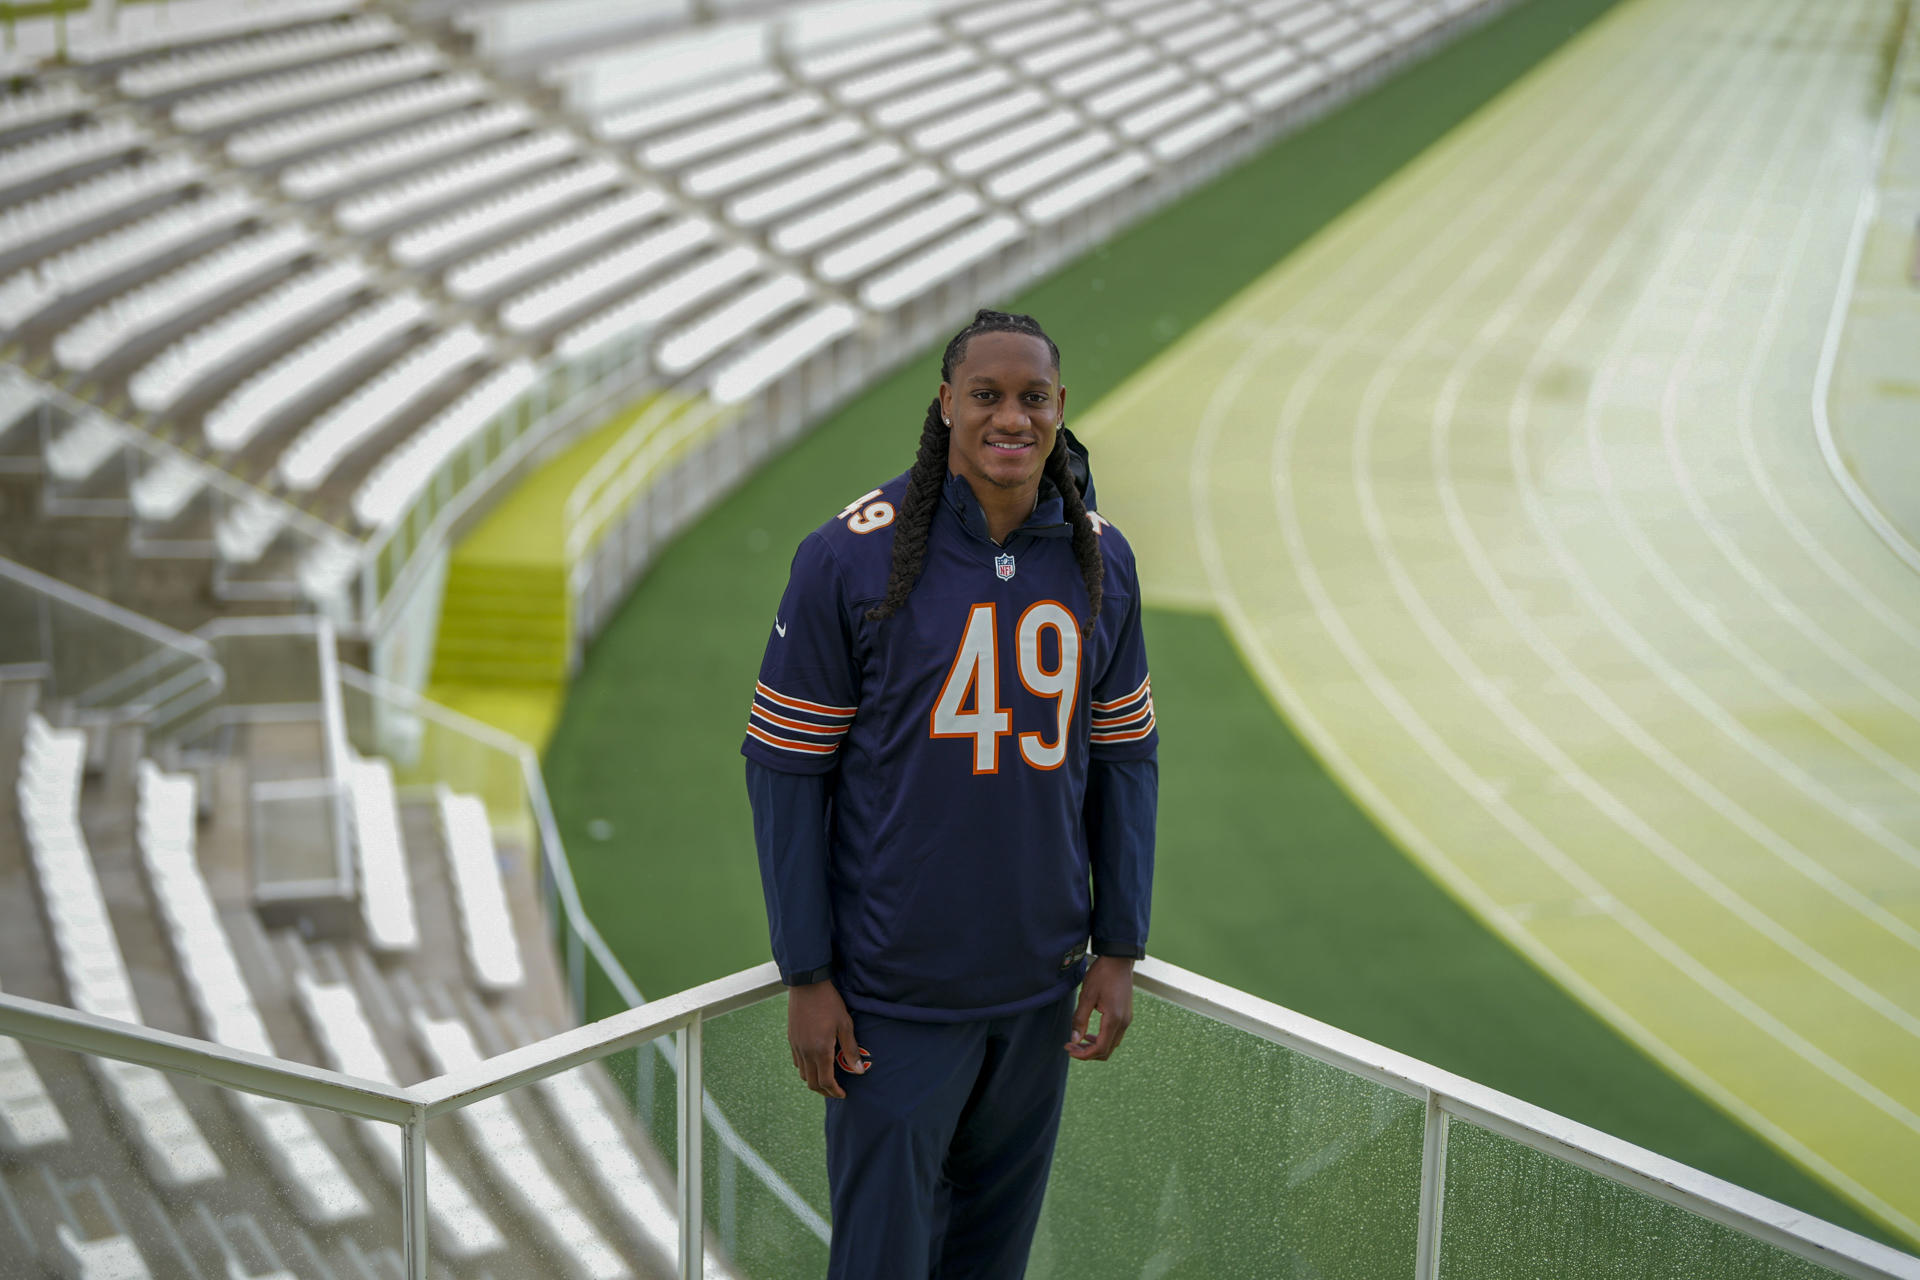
402 1108 430 1280
1415 1092 1450 1280
678 1016 705 1280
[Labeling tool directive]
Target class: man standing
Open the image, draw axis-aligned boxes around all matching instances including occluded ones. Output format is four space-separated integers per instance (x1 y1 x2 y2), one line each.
743 309 1158 1279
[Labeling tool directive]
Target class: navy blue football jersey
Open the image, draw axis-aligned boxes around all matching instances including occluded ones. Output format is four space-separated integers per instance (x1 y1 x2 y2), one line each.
742 470 1156 1020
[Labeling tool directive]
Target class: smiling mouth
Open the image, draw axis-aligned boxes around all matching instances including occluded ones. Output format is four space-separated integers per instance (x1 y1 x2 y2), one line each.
988 440 1032 452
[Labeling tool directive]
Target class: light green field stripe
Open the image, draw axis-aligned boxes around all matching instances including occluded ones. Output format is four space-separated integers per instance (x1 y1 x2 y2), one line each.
1079 0 1920 1245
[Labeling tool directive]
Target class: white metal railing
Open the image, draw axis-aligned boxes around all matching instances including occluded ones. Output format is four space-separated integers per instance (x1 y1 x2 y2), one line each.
1 958 1914 1280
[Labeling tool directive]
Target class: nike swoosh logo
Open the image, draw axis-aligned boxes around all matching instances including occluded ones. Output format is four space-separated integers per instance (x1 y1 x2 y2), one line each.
774 617 787 637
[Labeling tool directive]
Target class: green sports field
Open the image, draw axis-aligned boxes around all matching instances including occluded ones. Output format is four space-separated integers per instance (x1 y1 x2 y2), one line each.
542 0 1920 1261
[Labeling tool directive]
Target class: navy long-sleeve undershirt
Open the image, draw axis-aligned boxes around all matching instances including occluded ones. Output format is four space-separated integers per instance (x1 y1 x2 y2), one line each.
746 755 1158 987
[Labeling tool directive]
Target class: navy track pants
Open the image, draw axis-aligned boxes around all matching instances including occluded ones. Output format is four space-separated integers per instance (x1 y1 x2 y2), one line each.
823 986 1076 1280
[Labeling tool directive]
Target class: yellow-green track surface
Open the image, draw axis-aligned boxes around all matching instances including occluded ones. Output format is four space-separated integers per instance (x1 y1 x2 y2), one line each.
1079 0 1920 1240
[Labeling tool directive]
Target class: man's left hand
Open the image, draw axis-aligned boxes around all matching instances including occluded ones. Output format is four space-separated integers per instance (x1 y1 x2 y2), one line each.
1067 956 1135 1061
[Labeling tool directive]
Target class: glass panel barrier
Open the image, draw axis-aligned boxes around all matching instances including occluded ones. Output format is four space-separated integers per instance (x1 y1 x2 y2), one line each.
424 1034 680 1279
0 1039 400 1278
1438 1120 1846 1280
1033 989 1426 1279
702 996 832 1280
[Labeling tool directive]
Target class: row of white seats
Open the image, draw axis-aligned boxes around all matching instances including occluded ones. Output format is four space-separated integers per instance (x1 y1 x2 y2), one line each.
130 455 208 524
352 359 538 529
335 129 575 232
388 156 622 266
342 757 418 952
135 762 370 1226
280 100 532 199
500 218 716 334
16 715 223 1189
0 154 200 260
118 14 402 98
172 45 442 132
66 0 358 63
0 978 68 1154
213 495 286 564
445 188 667 299
203 291 428 452
129 258 368 413
435 789 525 993
279 325 490 490
0 81 94 135
0 187 257 331
553 246 758 360
0 116 145 190
55 223 314 372
656 273 808 376
413 1010 628 1279
726 139 901 228
709 301 859 404
292 972 503 1259
224 73 487 166
45 415 122 485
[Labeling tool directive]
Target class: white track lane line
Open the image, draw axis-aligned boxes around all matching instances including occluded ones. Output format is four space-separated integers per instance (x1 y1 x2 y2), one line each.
1341 0 1920 1042
1813 5 1920 580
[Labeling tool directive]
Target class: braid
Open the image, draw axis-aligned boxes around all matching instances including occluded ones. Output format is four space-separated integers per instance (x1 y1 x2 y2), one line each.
1044 434 1104 622
867 308 1067 622
866 398 948 621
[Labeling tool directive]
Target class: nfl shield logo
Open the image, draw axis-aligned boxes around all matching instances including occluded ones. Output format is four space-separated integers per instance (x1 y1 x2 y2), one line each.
994 553 1016 582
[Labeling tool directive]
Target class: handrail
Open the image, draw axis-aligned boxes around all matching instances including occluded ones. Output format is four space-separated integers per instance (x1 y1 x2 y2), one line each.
3 959 1915 1280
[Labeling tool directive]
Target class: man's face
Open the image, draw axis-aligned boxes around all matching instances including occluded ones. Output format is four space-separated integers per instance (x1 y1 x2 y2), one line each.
940 332 1066 494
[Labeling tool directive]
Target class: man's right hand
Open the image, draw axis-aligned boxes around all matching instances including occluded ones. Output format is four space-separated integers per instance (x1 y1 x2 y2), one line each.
787 980 866 1099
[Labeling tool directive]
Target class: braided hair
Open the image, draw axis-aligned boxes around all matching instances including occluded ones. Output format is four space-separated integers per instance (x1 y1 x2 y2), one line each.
866 309 1104 623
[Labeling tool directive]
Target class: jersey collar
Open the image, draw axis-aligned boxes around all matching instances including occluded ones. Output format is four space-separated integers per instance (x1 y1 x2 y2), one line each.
942 471 1071 545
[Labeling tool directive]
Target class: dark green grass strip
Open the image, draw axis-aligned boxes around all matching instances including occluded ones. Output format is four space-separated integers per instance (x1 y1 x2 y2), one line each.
544 0 1895 1247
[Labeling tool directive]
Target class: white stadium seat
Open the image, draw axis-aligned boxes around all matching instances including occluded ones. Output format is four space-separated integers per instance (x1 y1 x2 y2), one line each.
129 455 206 524
0 117 146 189
436 788 526 993
771 164 942 255
1117 84 1219 142
0 81 95 133
1020 27 1125 77
1084 65 1188 120
1219 45 1305 93
555 246 760 360
118 15 403 96
353 360 538 529
815 190 982 283
334 131 576 232
0 188 257 331
1022 150 1151 224
202 292 428 451
17 716 223 1190
67 0 358 62
214 496 285 564
45 415 121 484
725 141 902 227
1150 101 1251 160
944 108 1078 175
859 215 1022 311
445 189 667 299
136 763 369 1225
655 273 808 375
871 67 1012 130
0 978 68 1154
791 22 942 81
593 70 788 142
710 301 859 404
911 88 1051 152
129 259 369 413
56 1224 152 1280
639 93 825 170
388 157 623 265
171 45 442 132
294 974 503 1259
54 224 313 372
412 1011 628 1280
1248 61 1330 110
279 326 490 489
985 133 1117 202
831 46 977 106
224 73 487 165
0 154 200 259
341 759 419 953
280 101 533 199
682 117 866 199
500 218 715 334
1051 46 1156 98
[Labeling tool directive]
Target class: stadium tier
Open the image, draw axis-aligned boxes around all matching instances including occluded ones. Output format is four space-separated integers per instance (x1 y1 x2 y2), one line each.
0 0 1489 681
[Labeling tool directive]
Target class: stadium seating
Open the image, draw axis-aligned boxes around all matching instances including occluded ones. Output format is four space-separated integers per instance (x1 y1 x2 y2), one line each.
0 154 201 260
341 758 419 953
387 156 623 265
0 116 146 189
554 246 760 360
134 762 370 1225
17 715 223 1190
44 416 122 485
170 46 443 132
436 787 526 993
0 979 68 1154
333 130 577 232
445 188 667 299
116 15 404 97
128 456 207 524
352 360 540 529
412 1008 630 1280
292 971 503 1259
501 219 717 334
279 100 533 198
224 74 488 165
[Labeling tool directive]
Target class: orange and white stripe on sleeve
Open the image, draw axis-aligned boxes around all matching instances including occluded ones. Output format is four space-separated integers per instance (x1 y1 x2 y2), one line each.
745 682 856 758
1089 674 1154 744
